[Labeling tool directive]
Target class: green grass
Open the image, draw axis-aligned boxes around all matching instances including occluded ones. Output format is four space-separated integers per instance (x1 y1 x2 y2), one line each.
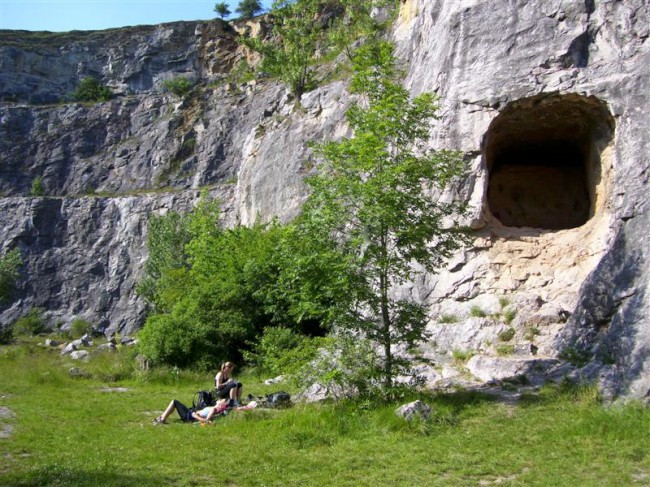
1 338 649 486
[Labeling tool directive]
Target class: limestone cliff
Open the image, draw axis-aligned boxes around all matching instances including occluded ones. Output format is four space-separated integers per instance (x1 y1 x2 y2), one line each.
1 1 648 400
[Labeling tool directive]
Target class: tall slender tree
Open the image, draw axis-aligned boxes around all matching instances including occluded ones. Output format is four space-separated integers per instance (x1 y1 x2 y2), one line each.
301 40 468 391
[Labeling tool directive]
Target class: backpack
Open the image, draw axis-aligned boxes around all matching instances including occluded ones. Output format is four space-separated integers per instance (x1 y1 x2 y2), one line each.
192 390 215 410
262 391 292 409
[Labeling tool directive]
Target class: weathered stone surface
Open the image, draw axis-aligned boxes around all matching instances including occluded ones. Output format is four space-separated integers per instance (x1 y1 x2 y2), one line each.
96 343 118 352
60 343 77 356
0 0 648 400
395 400 432 421
69 350 90 361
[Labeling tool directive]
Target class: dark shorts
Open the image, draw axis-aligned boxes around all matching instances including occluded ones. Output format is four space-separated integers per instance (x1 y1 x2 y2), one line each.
173 399 195 422
215 381 242 399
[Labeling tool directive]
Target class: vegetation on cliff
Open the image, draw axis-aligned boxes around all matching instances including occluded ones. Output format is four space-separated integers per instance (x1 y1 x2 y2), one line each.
241 0 397 97
137 38 467 397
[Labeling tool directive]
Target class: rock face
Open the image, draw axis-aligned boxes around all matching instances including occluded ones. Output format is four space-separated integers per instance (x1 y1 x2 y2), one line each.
1 1 649 400
394 0 649 400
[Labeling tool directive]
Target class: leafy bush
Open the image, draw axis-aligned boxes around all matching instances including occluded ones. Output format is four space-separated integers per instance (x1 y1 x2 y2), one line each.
496 344 515 356
13 307 46 336
469 306 487 318
0 324 13 345
0 248 22 304
438 314 459 324
72 77 112 102
244 327 323 377
524 326 541 341
137 312 221 370
70 318 93 338
161 77 194 97
503 308 517 324
30 176 45 196
452 349 474 363
498 327 516 342
292 334 383 401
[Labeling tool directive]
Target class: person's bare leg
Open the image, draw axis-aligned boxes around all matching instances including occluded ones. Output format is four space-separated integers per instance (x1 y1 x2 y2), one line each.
156 400 176 423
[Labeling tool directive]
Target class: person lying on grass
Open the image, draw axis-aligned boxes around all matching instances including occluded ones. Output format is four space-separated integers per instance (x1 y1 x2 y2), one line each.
153 398 259 425
153 398 229 425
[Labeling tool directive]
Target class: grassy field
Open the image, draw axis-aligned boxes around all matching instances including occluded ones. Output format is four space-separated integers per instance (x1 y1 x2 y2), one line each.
0 338 649 486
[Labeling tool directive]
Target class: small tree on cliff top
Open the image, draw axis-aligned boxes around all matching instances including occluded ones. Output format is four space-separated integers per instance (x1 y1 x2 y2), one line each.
236 0 264 19
300 40 468 392
214 2 232 19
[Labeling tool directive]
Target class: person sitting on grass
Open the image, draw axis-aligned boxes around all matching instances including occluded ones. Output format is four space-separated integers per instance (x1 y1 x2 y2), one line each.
215 361 243 406
153 398 229 425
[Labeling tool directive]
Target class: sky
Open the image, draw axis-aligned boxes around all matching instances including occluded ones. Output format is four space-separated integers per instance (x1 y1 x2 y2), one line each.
0 0 273 32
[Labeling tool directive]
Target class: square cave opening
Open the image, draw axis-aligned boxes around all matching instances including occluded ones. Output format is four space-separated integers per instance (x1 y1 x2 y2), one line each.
483 94 615 230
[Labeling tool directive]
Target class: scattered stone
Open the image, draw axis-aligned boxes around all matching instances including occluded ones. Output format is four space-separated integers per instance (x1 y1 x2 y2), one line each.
60 342 77 356
264 375 284 385
99 387 129 393
69 350 90 361
395 400 432 421
96 343 118 352
0 406 15 439
68 367 90 378
45 338 61 347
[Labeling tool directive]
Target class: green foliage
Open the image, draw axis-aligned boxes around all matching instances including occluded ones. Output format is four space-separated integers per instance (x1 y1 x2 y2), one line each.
452 349 474 363
136 210 193 312
236 0 264 18
70 318 93 338
0 248 22 304
241 0 392 98
0 324 13 345
214 2 231 18
13 307 46 336
136 312 220 370
244 327 324 377
161 76 195 97
470 305 487 318
137 199 339 369
496 344 515 357
438 313 459 324
498 327 516 342
72 77 112 102
559 347 592 367
524 325 541 341
503 307 517 324
300 40 467 389
293 334 384 400
30 176 45 196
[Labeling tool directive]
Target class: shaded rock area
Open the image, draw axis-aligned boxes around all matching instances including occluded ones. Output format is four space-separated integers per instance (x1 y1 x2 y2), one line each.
1 0 649 400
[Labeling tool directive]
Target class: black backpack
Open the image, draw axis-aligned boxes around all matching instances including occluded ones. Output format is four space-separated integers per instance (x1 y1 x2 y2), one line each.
192 390 215 410
262 391 291 409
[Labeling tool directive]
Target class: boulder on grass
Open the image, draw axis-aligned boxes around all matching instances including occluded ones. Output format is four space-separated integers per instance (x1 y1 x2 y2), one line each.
395 400 432 421
69 350 90 361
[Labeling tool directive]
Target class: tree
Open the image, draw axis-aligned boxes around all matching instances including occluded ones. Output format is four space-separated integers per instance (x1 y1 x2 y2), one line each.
301 40 468 391
72 77 112 102
136 210 193 313
236 0 264 19
241 0 388 99
214 2 232 19
0 248 22 304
